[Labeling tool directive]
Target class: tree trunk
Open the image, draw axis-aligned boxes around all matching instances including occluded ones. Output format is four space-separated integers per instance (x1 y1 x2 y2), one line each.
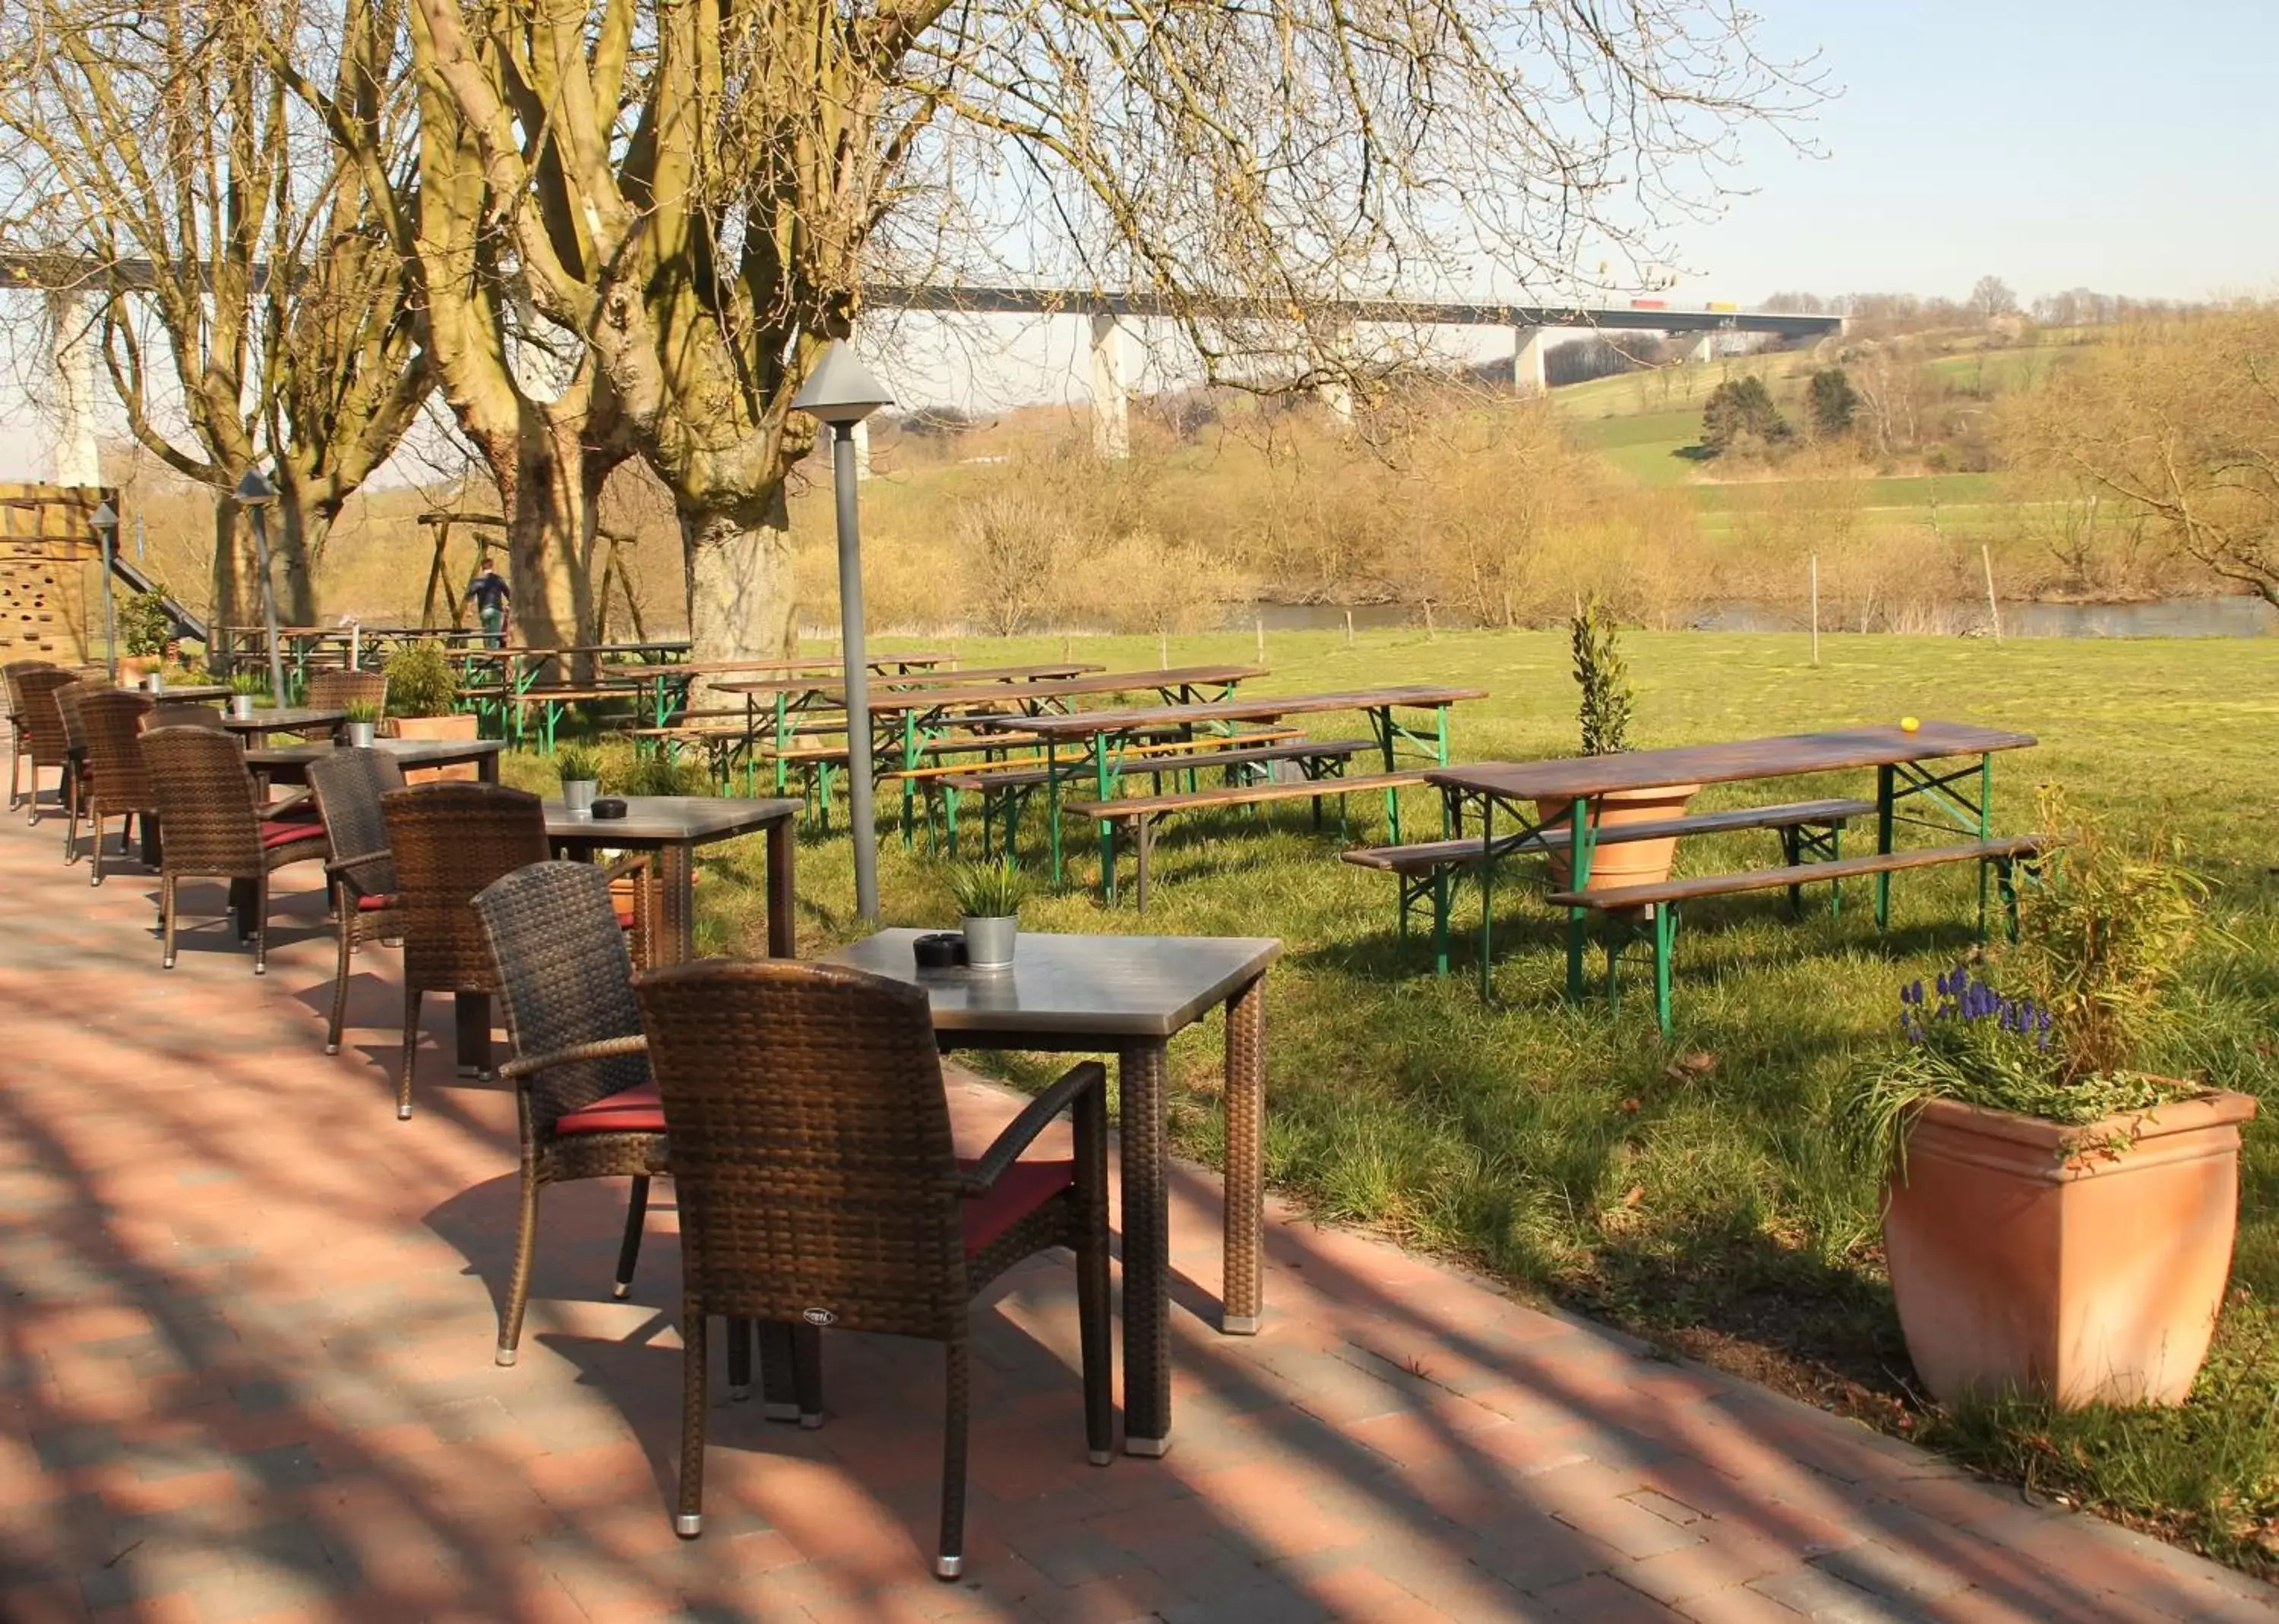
274 494 326 627
208 494 257 659
681 487 798 666
478 410 593 671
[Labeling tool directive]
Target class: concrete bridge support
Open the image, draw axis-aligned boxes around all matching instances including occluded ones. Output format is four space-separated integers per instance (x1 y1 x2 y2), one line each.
1686 332 1719 365
1512 326 1549 396
48 292 100 487
1089 314 1133 459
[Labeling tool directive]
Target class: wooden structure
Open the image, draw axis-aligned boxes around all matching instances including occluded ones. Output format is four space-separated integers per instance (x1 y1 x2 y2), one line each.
0 484 117 665
416 511 507 631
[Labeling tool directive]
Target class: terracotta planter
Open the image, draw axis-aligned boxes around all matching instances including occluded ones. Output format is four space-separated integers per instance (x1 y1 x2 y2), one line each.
1883 1089 2257 1408
1536 784 1701 890
384 712 482 782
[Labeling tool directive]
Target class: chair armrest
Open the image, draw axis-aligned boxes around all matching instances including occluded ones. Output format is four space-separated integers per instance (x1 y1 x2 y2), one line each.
601 851 653 883
326 850 392 880
959 1061 1107 1195
498 1032 649 1083
260 790 314 820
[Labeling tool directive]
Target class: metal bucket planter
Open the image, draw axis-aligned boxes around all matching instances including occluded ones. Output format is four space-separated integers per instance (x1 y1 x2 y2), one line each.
962 914 1017 969
343 722 377 749
561 779 600 817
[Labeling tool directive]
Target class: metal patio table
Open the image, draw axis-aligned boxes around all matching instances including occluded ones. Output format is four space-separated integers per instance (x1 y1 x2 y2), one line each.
219 706 348 742
245 735 506 786
541 795 801 963
822 927 1279 1458
1426 721 2040 1000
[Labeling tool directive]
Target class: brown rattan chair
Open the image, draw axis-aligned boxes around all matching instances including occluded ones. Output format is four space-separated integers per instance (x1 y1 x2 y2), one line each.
473 861 672 1366
53 678 104 855
307 668 389 714
79 689 157 885
380 782 550 1119
5 658 56 810
147 702 226 731
307 748 409 1056
633 958 1113 1575
139 725 330 973
16 668 80 827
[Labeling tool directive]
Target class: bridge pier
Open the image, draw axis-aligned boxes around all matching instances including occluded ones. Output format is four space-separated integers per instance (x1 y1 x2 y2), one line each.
49 292 100 486
1686 332 1719 365
1089 314 1132 459
1512 326 1549 396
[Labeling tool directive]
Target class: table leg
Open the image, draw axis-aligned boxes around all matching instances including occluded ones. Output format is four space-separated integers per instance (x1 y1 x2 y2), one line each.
659 845 697 965
1566 798 1597 1001
1222 977 1266 1335
455 991 492 1076
479 748 499 785
1119 1038 1172 1456
140 815 162 868
765 818 796 959
1477 798 1495 1001
1875 763 1896 929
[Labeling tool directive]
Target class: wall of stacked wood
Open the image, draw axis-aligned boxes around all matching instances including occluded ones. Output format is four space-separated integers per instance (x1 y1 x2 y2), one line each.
0 485 116 666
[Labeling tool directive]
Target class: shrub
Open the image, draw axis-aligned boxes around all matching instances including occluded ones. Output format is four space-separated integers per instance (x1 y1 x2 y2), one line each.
120 590 174 656
1569 596 1631 756
1701 375 1791 455
382 641 458 718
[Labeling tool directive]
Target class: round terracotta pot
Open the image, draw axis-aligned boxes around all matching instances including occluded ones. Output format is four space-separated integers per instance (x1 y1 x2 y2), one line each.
1882 1088 2257 1408
1535 784 1701 890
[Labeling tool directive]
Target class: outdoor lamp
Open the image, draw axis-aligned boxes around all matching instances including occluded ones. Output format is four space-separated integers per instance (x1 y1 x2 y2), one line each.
792 341 894 922
234 466 289 707
90 500 119 681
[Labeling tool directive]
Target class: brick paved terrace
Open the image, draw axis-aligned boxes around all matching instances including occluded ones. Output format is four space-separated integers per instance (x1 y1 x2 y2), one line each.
2 761 2274 1622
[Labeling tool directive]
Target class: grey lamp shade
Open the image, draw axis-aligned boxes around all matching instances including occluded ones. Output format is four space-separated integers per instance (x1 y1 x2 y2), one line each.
234 466 277 507
791 342 893 425
90 501 117 532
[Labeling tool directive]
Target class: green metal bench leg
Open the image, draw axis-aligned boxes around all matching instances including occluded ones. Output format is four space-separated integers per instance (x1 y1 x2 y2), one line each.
1135 816 1153 912
1781 828 1803 915
1653 903 1677 1038
1875 763 1896 930
1431 870 1451 977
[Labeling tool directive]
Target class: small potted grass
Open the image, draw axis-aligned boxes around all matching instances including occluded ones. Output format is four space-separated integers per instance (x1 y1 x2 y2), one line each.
227 671 270 719
950 861 1029 970
340 700 381 749
555 742 603 817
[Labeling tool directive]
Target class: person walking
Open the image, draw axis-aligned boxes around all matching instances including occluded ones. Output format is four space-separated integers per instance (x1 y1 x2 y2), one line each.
466 558 512 646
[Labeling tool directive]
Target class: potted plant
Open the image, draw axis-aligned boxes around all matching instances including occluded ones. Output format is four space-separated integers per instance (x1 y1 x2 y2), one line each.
118 589 173 684
226 671 270 719
1842 791 2255 1408
950 862 1029 970
340 700 382 749
1537 596 1696 889
555 742 603 817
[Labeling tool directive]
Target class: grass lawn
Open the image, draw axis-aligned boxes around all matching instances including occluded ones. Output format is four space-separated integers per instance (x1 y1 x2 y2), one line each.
523 627 2279 1571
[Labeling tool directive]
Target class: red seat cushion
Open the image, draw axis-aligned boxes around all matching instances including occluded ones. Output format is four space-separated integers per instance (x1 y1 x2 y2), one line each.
956 1158 1074 1257
354 891 397 912
553 1084 665 1137
613 900 637 929
261 820 321 850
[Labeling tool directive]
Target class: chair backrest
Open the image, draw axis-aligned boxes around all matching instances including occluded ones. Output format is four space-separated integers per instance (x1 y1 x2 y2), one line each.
381 782 549 992
307 747 407 899
473 862 649 1137
140 725 261 874
16 668 78 760
147 703 226 731
4 659 56 722
307 668 388 713
634 959 966 1338
81 690 158 809
53 678 104 754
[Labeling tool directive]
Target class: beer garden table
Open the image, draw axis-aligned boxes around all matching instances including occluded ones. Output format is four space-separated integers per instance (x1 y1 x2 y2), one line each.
244 734 506 786
822 927 1279 1459
539 794 801 964
610 649 957 729
1424 721 2040 1000
973 684 1488 884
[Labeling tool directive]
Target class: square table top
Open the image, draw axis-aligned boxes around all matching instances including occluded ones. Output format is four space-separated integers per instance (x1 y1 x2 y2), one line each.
822 927 1281 1038
245 735 506 769
1426 722 2039 804
219 706 348 733
139 684 230 701
540 794 801 845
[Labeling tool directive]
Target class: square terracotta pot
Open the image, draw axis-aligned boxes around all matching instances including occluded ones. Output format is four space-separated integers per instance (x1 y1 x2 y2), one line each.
384 712 482 782
1883 1089 2256 1408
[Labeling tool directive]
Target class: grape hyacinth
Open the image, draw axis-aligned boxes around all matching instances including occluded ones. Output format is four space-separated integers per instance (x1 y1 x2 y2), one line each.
1899 962 2053 1051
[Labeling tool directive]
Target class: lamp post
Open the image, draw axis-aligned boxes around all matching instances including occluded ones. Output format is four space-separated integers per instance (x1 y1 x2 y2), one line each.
233 467 289 706
90 500 119 681
791 342 894 922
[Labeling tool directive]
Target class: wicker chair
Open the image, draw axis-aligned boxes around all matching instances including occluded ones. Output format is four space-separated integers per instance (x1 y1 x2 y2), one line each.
307 748 409 1056
308 668 389 714
78 689 157 885
5 659 56 810
473 861 673 1366
633 959 1114 1575
147 702 226 731
140 725 330 973
16 668 79 827
380 782 550 1119
54 678 103 856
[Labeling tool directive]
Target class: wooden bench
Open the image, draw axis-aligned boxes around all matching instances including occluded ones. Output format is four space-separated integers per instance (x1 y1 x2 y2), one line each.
1547 835 2056 1034
1344 798 1877 973
1072 770 1425 908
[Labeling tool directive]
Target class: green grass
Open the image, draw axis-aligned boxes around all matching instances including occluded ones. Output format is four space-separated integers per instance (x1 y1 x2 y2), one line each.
580 627 2279 1571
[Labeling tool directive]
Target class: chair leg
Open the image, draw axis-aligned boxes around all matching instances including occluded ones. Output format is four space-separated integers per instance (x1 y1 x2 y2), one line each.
675 1301 708 1538
327 903 353 1054
726 1316 753 1400
935 1338 969 1581
88 803 104 886
757 1322 800 1421
252 871 270 975
498 1165 542 1366
792 1322 823 1429
398 987 421 1119
160 873 177 968
612 1174 650 1298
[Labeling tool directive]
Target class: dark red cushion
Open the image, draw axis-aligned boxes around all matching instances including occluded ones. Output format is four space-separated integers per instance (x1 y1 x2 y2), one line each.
956 1158 1074 1257
553 1084 665 1136
261 820 321 850
354 891 397 912
613 900 637 930
268 804 322 824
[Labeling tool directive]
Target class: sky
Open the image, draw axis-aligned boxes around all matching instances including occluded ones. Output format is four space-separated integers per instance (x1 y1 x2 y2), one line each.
2 0 2274 475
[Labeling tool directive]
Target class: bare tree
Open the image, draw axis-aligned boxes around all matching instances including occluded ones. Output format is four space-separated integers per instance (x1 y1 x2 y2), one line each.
0 0 429 628
1971 275 2018 325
